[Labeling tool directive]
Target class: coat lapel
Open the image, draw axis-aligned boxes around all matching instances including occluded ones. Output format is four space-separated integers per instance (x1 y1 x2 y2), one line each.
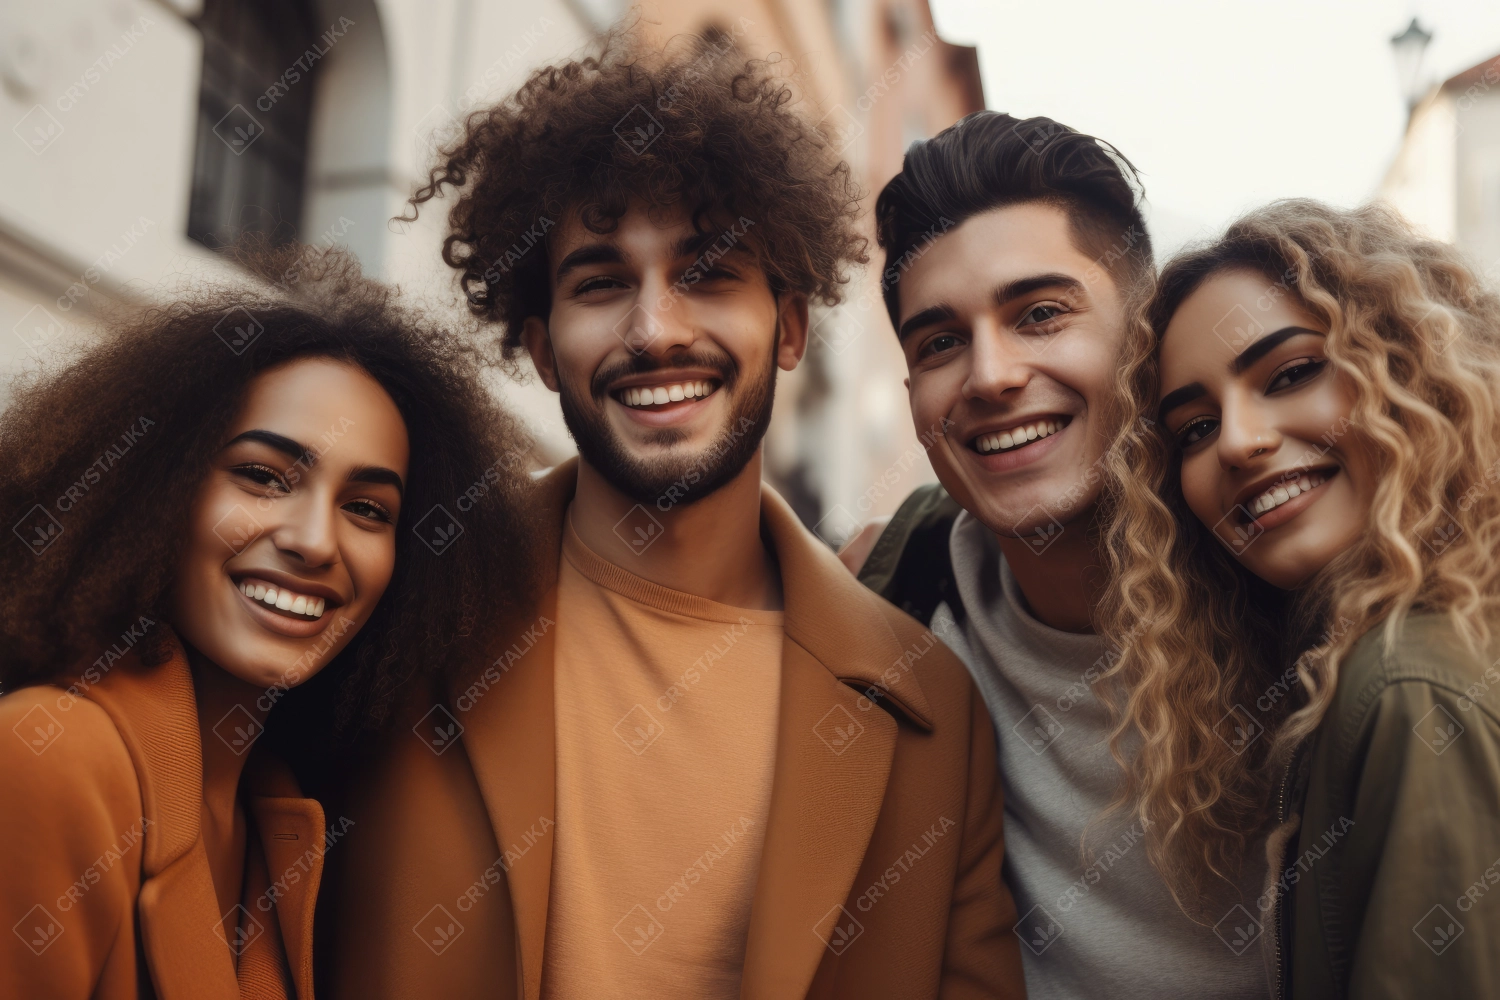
739 489 936 1000
246 756 328 1000
448 462 572 1000
79 631 241 1000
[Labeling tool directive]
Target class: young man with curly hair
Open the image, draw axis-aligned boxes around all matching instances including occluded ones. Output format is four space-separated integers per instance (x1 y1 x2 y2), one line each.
844 113 1268 999
326 37 1024 1000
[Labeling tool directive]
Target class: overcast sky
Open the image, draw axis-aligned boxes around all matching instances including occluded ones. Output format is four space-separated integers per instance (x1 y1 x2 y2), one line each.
931 0 1500 255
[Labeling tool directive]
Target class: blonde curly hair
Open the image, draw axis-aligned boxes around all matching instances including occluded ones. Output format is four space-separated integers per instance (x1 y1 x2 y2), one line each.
1095 199 1500 907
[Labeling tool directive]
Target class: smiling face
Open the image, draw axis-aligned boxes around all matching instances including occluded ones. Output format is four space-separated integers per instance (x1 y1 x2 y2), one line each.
1158 269 1378 589
522 201 808 507
169 357 410 689
898 202 1126 538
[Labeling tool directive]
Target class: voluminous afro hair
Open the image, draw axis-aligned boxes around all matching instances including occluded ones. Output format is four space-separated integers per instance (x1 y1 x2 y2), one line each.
404 29 869 357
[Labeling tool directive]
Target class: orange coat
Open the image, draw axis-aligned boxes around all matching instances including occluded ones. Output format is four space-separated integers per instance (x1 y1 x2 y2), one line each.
0 631 326 1000
325 460 1026 999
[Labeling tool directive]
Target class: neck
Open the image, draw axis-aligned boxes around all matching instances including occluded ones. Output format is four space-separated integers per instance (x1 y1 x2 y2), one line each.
994 507 1104 633
569 451 782 610
187 646 269 815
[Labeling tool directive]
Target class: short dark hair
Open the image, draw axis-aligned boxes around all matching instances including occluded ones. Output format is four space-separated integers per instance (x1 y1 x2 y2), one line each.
0 242 541 735
405 31 869 357
874 111 1153 330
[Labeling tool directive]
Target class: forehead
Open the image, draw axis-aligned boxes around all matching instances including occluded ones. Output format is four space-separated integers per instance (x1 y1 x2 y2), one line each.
235 357 408 468
898 202 1101 317
1159 269 1320 388
549 202 702 261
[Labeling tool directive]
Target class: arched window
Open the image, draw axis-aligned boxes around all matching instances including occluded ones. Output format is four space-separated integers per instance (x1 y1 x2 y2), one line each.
186 0 318 248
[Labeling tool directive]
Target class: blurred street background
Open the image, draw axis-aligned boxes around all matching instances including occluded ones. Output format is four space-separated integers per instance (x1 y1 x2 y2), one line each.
2 0 1498 544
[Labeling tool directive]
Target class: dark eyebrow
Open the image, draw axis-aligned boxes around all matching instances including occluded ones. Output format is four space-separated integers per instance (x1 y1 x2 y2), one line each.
553 243 624 284
225 429 313 465
349 465 405 497
898 304 958 341
994 272 1086 307
1230 325 1324 374
1158 382 1207 422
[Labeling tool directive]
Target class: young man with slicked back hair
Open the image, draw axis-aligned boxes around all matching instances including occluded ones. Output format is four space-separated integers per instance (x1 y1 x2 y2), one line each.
324 37 1025 1000
846 112 1270 999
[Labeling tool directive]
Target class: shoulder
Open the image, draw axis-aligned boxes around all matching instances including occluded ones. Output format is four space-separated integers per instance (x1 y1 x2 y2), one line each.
0 684 138 809
874 595 976 708
1336 613 1500 724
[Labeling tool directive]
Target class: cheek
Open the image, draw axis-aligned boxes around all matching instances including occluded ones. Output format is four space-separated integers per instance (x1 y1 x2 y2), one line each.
1178 454 1221 526
184 480 261 568
344 530 398 608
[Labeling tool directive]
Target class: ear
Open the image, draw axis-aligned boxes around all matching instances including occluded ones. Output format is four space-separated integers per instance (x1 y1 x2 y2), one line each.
521 316 559 392
775 292 810 372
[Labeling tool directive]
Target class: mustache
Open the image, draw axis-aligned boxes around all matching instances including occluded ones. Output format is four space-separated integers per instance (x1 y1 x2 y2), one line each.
589 349 738 399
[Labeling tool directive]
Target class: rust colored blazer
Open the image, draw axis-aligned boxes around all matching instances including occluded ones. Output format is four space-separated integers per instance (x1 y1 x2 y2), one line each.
0 630 326 1000
325 461 1025 999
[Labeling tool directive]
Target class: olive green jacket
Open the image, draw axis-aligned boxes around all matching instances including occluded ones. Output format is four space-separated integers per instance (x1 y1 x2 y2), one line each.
1270 613 1500 999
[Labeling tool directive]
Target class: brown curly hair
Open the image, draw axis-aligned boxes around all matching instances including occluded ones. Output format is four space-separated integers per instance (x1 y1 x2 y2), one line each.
1096 199 1500 907
0 241 542 739
403 29 869 355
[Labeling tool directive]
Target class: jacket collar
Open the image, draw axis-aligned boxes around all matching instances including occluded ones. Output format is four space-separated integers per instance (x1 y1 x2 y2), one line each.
451 459 933 1000
74 627 324 1000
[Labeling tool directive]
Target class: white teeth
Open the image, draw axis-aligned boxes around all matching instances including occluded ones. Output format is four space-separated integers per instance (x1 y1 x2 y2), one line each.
1249 471 1329 516
239 578 326 618
619 381 717 407
290 595 308 615
275 591 294 610
975 419 1066 454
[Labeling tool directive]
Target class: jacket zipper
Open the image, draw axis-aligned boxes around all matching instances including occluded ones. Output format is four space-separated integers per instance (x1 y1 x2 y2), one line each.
1270 740 1304 1000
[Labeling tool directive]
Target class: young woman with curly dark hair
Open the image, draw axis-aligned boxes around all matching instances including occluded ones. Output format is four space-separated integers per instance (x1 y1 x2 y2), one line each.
0 244 539 1000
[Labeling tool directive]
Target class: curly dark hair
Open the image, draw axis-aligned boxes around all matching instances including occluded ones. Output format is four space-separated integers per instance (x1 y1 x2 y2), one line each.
403 29 869 356
0 242 541 736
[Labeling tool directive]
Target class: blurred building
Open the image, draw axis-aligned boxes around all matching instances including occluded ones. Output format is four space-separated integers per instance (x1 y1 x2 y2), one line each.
1381 52 1500 280
0 0 982 542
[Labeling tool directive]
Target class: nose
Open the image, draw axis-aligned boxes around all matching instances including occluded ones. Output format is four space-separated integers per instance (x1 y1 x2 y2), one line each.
1216 390 1283 471
267 491 339 570
961 314 1032 404
626 271 696 358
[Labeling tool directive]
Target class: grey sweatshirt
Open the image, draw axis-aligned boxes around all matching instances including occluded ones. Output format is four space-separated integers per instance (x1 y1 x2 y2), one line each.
932 511 1268 1000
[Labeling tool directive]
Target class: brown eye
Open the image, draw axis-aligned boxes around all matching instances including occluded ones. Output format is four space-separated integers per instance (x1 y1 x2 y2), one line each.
1267 359 1326 393
343 499 393 523
233 463 289 493
918 333 964 360
1177 416 1218 448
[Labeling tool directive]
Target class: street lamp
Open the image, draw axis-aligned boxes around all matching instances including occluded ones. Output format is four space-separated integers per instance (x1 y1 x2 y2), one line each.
1390 18 1434 116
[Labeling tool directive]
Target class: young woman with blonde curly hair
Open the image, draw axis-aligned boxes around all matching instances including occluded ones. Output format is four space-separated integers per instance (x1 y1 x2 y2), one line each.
1097 199 1500 997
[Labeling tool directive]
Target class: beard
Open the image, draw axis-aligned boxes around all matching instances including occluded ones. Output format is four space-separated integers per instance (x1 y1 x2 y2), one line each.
556 335 778 509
